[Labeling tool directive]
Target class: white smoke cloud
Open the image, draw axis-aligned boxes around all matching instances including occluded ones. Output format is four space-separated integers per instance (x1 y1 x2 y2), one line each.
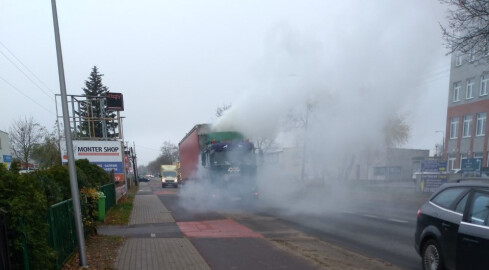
181 0 447 214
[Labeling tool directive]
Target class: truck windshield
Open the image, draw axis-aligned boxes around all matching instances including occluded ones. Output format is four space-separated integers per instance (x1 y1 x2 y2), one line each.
210 150 253 166
162 171 177 177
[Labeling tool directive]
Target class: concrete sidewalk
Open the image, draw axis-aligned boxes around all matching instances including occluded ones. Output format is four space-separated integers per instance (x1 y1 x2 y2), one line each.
99 182 211 270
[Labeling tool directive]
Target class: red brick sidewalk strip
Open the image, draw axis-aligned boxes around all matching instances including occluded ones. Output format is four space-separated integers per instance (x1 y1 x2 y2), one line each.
177 219 264 238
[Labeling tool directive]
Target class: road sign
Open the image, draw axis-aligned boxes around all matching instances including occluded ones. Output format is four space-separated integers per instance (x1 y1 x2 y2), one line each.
461 158 482 172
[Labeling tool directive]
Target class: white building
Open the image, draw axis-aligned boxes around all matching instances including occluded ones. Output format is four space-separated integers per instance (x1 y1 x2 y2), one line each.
0 130 12 169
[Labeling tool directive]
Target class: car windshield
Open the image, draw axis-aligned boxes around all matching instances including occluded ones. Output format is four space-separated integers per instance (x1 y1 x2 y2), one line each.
210 150 253 166
162 171 177 177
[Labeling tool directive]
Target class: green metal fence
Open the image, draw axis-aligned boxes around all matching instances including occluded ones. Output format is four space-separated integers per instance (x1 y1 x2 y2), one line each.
100 183 116 211
46 183 116 269
48 199 76 269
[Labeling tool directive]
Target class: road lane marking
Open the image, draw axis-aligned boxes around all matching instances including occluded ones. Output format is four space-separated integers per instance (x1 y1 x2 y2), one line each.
388 218 408 223
363 214 379 219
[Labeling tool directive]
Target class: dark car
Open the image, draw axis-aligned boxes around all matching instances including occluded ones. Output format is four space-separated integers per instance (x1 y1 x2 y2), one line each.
138 176 150 182
415 180 489 270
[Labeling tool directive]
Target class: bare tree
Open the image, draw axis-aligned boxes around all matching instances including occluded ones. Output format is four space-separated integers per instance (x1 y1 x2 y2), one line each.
440 0 489 55
216 104 231 118
31 130 61 168
160 141 179 163
147 141 179 174
9 116 46 168
384 114 410 148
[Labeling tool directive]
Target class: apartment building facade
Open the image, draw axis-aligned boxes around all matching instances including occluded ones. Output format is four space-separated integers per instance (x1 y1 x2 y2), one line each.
0 130 12 169
445 51 489 170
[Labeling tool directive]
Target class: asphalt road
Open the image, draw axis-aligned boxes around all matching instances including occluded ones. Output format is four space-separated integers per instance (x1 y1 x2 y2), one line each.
148 178 429 270
150 180 319 270
261 196 423 270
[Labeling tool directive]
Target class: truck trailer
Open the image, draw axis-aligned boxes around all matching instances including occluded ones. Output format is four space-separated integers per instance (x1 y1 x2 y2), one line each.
179 124 257 196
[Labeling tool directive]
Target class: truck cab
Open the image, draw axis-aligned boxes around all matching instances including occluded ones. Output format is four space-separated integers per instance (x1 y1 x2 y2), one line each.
160 165 178 188
201 140 257 186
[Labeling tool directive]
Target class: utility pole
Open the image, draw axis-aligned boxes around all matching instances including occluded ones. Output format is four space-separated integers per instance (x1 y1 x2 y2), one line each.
130 146 138 186
131 142 139 185
300 103 312 183
50 0 87 267
436 130 445 161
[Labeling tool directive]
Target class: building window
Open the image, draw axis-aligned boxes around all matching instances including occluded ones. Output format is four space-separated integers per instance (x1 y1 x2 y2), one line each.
463 115 473 138
469 48 476 62
374 167 386 176
389 167 401 175
456 52 463 66
466 79 474 99
481 75 489 96
448 157 456 171
453 82 461 102
450 117 459 139
474 153 483 169
476 113 486 136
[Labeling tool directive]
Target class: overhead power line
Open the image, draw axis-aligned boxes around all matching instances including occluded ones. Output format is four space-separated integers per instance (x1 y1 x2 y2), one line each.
0 75 55 114
0 40 56 100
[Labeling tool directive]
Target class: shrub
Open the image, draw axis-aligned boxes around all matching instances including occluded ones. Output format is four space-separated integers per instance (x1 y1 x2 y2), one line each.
75 159 111 188
0 165 56 269
0 158 113 268
80 187 102 235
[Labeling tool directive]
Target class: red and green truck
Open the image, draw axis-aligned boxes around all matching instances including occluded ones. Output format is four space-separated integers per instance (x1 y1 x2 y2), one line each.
179 124 258 197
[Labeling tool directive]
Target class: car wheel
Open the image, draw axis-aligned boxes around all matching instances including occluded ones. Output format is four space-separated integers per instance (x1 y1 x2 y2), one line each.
421 239 445 270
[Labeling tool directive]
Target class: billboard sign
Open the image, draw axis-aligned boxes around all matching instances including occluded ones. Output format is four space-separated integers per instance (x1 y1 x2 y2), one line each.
106 92 124 111
421 160 447 172
60 140 125 181
461 158 482 172
2 155 12 163
421 173 448 193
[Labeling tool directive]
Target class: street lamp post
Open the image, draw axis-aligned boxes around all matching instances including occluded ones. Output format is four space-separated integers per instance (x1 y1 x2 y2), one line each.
51 0 87 266
436 130 445 161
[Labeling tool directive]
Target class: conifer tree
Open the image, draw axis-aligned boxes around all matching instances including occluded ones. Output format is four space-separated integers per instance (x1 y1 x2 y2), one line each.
77 66 118 138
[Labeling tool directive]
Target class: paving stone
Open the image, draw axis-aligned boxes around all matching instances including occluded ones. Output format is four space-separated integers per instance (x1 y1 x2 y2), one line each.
129 194 175 225
114 238 210 270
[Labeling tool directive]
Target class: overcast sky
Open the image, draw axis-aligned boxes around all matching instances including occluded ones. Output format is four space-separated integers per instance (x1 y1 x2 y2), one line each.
0 0 450 165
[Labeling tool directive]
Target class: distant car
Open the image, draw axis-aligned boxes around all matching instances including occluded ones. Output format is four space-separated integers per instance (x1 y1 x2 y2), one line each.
452 169 462 174
19 169 36 174
138 176 150 182
414 180 489 270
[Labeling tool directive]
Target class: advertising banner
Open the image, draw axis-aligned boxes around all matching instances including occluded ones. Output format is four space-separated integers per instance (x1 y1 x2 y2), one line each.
60 140 125 181
3 155 12 163
421 160 447 172
421 174 448 193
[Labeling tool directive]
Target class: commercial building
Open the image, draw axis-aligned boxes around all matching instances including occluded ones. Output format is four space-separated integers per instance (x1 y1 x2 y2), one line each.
0 130 12 169
444 51 489 171
351 148 429 181
262 147 429 182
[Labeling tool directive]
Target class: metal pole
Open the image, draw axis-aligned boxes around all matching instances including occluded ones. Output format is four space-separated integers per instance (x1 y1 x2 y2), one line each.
300 103 311 183
71 96 77 138
133 142 138 180
50 0 87 266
